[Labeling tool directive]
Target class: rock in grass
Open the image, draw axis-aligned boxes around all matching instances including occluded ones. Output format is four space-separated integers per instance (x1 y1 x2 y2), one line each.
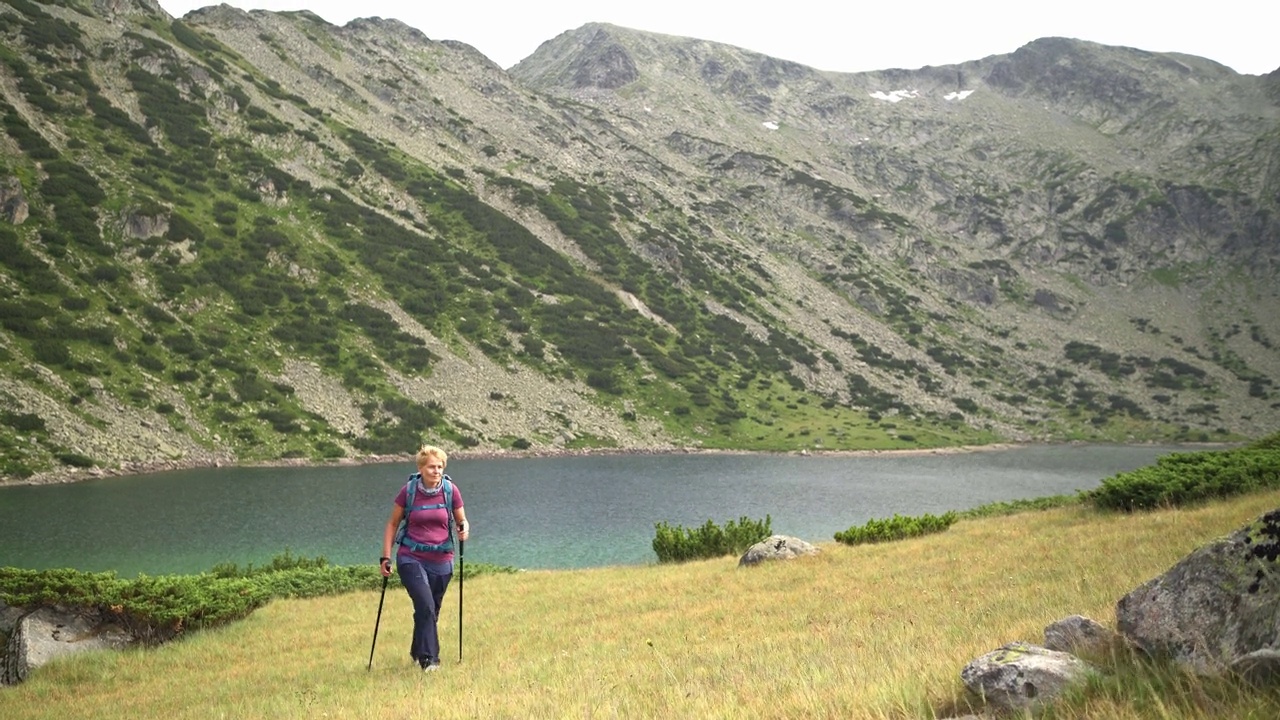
2 607 137 685
738 535 819 567
960 641 1092 711
1117 507 1280 679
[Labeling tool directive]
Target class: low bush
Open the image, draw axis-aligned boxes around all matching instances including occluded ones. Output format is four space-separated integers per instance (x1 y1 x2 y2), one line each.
57 452 95 468
1083 439 1280 512
1 411 46 433
959 494 1081 519
0 550 516 645
834 511 958 545
652 515 772 563
0 567 267 643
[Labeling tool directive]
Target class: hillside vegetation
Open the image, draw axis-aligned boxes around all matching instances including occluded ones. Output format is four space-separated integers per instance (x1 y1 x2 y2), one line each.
1 1 1278 483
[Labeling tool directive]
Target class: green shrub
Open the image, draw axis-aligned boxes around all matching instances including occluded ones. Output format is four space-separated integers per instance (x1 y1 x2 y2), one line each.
1083 438 1280 512
834 511 958 545
1250 433 1280 452
1 461 34 479
959 494 1081 519
31 338 70 365
57 452 95 468
313 440 347 459
652 515 772 563
1 411 46 433
0 551 516 645
0 567 267 643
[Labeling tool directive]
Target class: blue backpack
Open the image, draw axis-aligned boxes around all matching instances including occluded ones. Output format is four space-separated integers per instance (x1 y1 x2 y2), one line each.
393 473 457 554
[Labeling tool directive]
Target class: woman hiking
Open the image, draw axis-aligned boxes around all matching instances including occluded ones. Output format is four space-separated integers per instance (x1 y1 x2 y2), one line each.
380 444 470 671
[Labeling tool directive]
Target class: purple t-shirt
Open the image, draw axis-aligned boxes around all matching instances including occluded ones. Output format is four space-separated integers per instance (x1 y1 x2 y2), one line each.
394 478 464 564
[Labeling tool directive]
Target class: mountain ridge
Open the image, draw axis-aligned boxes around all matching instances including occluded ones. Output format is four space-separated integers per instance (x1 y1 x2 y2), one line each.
0 0 1276 484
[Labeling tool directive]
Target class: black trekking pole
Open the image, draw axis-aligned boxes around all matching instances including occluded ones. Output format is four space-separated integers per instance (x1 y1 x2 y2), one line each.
458 538 464 663
368 572 389 671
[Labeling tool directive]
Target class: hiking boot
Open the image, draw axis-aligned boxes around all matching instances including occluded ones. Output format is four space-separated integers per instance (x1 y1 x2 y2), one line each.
421 659 440 672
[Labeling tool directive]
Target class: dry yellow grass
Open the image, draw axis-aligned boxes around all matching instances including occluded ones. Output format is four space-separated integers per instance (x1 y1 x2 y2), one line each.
4 491 1280 719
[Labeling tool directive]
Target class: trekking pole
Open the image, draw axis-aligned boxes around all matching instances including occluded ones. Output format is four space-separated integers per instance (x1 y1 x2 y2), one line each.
368 572 389 671
458 538 464 663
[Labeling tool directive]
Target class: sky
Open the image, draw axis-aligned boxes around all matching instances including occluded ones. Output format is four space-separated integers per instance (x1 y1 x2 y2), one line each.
154 1 1278 76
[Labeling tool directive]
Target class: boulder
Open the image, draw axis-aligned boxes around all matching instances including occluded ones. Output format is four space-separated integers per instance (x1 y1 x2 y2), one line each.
1116 508 1280 676
123 210 167 239
0 599 24 635
0 176 28 225
1044 614 1118 656
960 641 1092 712
738 535 819 567
1 607 137 685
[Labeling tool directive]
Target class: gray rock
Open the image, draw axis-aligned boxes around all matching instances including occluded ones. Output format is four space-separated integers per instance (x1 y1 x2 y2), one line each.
123 210 168 239
1044 614 1117 656
738 535 819 567
0 176 28 225
1116 508 1280 676
1230 648 1280 684
960 642 1092 712
2 607 137 685
0 599 24 635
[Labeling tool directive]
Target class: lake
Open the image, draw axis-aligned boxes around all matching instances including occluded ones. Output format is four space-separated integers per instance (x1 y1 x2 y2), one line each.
0 444 1191 575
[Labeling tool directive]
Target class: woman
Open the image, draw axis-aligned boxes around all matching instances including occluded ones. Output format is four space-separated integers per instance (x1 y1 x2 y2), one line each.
380 445 470 671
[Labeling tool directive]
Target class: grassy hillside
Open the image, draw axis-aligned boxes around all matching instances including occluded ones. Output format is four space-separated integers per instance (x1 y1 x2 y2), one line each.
4 491 1280 719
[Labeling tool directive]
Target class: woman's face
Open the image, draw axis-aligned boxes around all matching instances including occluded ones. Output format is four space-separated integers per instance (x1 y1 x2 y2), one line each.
419 455 445 483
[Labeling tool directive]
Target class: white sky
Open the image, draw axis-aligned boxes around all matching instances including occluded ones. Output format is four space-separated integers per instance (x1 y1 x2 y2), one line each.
155 1 1278 76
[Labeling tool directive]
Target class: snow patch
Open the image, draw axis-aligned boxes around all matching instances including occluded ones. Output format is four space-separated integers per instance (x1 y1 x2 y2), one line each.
870 89 919 103
868 89 975 103
762 121 779 130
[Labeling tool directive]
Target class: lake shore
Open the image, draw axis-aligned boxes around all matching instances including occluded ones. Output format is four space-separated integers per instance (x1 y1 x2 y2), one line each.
2 442 1035 487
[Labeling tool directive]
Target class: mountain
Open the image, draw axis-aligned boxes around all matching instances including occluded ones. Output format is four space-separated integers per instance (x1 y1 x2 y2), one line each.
1 1 1277 483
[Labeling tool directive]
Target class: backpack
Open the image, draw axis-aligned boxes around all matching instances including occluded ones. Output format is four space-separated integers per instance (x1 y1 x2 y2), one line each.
393 473 457 554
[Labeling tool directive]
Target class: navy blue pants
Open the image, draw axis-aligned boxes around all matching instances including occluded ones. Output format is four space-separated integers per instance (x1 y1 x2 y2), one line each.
397 558 453 665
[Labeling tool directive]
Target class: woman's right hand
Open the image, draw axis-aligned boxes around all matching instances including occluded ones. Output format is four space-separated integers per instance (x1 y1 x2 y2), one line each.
379 556 392 577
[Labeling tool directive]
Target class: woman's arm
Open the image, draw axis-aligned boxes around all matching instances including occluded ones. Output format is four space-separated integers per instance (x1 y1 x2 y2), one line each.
380 504 404 575
454 506 469 541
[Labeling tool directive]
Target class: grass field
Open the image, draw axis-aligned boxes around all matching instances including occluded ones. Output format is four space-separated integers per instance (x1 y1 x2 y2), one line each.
4 491 1280 719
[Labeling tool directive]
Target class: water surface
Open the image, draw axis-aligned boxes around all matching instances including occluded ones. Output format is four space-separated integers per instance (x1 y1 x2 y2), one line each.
0 444 1187 574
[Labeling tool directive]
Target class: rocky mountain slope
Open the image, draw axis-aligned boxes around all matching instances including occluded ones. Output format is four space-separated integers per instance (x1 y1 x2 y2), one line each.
1 0 1277 483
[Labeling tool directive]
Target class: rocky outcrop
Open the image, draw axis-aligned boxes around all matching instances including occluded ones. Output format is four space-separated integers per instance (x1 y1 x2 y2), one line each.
0 176 28 225
122 210 168 239
1 606 138 686
571 33 638 90
93 0 164 18
1116 508 1280 678
738 535 819 567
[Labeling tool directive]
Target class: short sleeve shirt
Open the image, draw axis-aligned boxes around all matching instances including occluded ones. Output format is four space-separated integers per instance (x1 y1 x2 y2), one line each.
394 478 463 564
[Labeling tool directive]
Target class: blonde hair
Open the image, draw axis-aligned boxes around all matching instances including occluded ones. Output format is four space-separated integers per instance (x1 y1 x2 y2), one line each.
416 444 448 467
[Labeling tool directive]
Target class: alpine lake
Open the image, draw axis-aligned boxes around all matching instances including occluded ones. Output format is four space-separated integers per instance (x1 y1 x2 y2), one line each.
0 444 1194 575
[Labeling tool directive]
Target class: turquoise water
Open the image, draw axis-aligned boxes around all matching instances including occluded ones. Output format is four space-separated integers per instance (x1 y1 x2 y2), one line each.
0 445 1188 575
